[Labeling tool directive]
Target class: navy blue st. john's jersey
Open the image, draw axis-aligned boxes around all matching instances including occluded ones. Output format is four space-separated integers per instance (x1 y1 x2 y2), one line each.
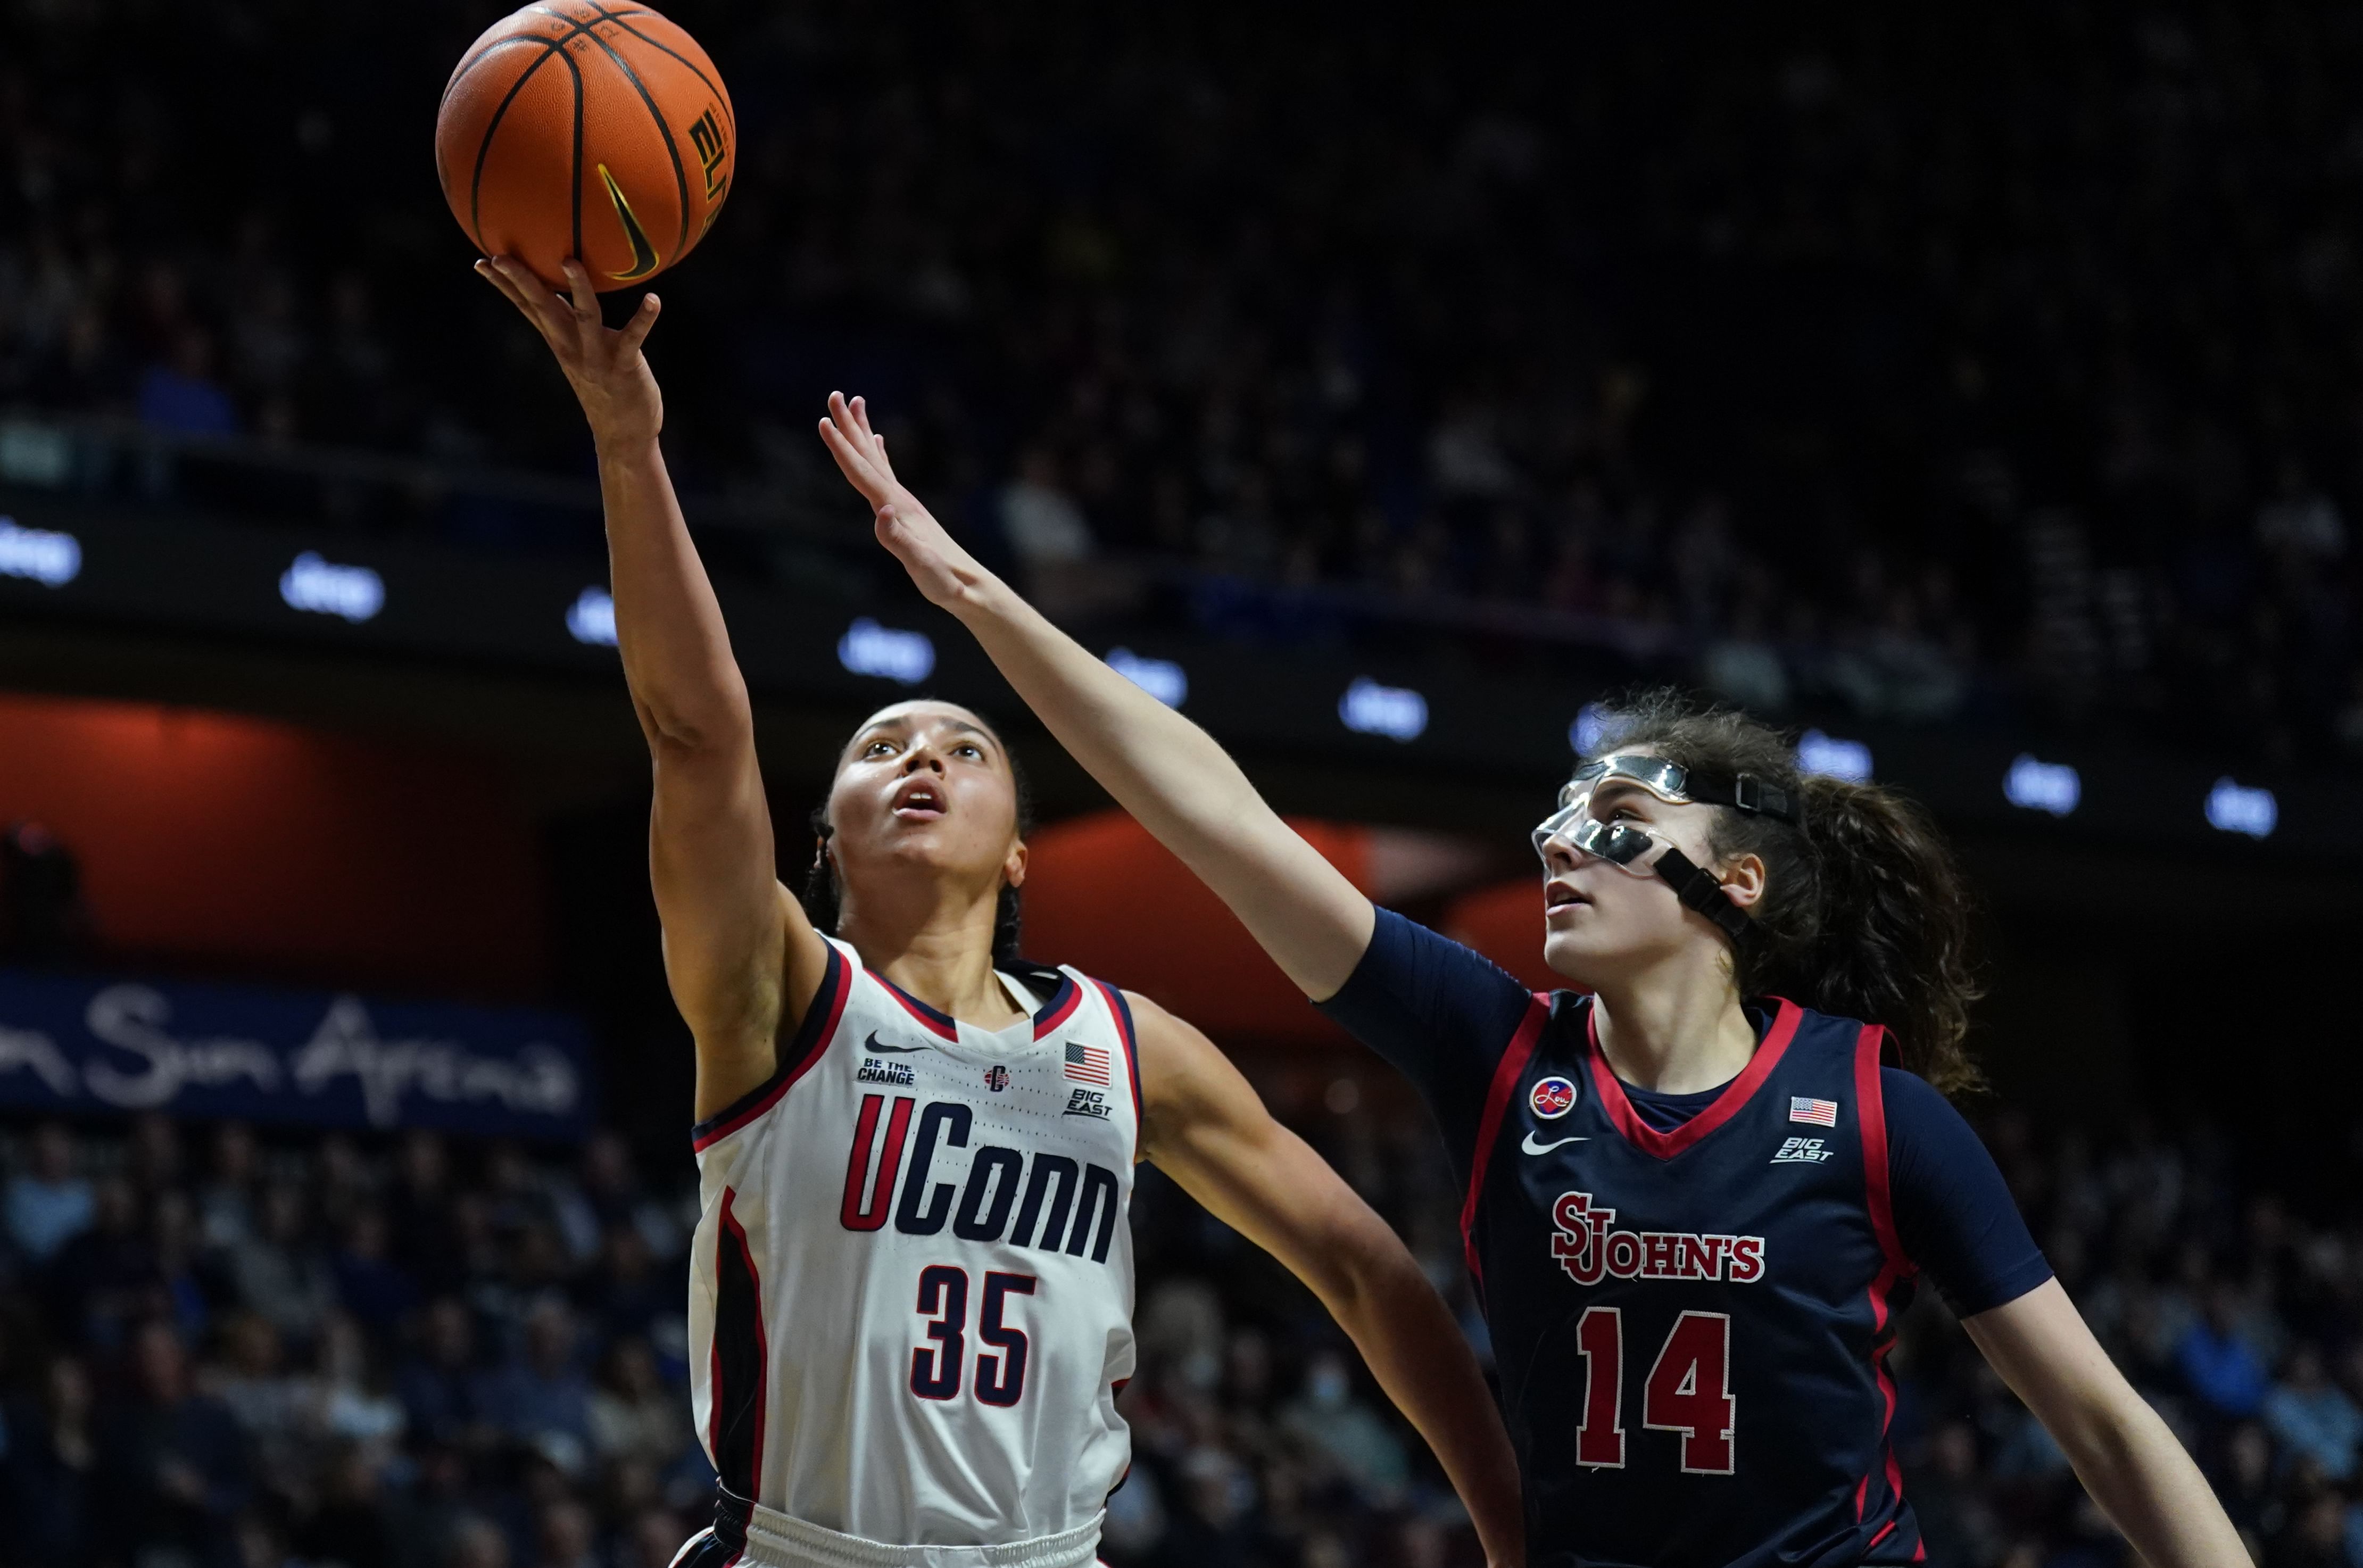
1466 991 1922 1568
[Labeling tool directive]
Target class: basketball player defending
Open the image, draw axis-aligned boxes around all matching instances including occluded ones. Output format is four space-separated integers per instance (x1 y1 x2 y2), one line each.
475 258 1523 1568
817 392 2248 1568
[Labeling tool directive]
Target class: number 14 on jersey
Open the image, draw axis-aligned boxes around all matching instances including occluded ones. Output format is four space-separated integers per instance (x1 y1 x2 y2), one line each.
1575 1307 1736 1473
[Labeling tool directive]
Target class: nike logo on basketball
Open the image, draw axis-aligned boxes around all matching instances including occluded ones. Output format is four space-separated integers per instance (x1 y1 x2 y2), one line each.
1522 1133 1588 1155
864 1032 930 1055
596 161 662 281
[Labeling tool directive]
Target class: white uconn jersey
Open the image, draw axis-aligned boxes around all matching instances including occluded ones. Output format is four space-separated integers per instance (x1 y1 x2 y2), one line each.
686 937 1139 1566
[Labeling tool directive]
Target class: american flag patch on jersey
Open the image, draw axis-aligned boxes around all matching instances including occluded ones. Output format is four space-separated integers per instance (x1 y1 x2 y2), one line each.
1789 1096 1839 1126
1065 1041 1111 1086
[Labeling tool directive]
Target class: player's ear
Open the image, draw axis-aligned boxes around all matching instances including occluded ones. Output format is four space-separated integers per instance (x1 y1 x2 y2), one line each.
811 813 840 886
1718 849 1767 910
1002 837 1027 892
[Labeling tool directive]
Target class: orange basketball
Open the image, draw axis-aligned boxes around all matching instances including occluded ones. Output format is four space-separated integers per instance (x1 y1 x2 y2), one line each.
435 2 734 292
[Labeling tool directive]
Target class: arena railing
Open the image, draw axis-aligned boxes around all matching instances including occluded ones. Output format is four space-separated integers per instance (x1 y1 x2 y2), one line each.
0 409 1706 664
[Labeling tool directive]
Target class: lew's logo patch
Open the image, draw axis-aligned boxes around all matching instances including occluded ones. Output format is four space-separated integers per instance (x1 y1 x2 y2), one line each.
1530 1076 1578 1119
984 1065 1011 1093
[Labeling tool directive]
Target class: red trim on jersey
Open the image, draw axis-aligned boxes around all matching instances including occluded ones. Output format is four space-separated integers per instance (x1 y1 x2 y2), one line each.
873 972 963 1041
1584 997 1803 1160
1034 978 1084 1039
711 1187 769 1506
691 945 855 1151
1458 993 1553 1287
1856 1024 1912 1275
1854 1022 1920 1554
1093 980 1145 1160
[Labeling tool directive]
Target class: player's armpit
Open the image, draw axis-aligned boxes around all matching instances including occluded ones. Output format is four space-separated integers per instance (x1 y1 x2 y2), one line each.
1130 993 1525 1568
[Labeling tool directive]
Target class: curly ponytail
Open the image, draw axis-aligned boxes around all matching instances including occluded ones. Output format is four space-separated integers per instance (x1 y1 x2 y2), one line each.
1593 691 1986 1096
1787 776 1982 1093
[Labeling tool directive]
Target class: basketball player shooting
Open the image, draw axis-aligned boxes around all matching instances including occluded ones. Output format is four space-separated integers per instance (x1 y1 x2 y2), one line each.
472 256 1524 1568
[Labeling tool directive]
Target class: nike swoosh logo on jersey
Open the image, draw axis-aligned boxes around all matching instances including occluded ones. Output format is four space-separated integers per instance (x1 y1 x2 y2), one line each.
1522 1132 1588 1155
864 1032 931 1055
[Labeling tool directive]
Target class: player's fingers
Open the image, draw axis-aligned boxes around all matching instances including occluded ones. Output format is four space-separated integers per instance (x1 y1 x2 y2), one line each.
616 293 662 359
475 256 529 311
480 260 569 351
855 402 893 475
561 260 601 327
824 395 876 473
487 257 575 344
817 417 884 494
843 396 897 475
474 258 526 311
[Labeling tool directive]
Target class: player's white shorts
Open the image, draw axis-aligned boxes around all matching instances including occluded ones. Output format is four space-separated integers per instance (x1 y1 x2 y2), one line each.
669 1495 1105 1568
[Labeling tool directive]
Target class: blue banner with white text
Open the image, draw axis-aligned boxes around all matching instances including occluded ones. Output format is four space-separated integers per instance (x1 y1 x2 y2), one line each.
0 967 595 1138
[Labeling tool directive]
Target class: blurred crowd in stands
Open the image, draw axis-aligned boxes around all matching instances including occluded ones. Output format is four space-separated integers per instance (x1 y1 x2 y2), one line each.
7 4 2363 759
0 1118 707 1568
3 1102 2361 1568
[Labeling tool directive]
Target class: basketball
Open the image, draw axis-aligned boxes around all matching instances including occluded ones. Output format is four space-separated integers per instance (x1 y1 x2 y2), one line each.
435 1 733 292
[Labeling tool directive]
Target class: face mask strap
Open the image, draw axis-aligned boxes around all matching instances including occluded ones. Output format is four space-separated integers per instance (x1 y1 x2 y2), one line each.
1539 816 1760 951
1677 770 1798 823
1648 842 1763 956
1565 754 1799 823
1541 752 1791 957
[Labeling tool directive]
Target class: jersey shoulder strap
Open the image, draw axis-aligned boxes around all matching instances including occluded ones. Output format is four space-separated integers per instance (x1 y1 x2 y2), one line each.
1765 998 1915 1277
1763 997 1875 1067
689 937 856 1152
1069 966 1144 1141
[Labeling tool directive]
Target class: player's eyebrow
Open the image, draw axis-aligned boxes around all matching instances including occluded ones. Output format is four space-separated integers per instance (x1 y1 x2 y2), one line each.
1589 780 1653 810
852 715 993 749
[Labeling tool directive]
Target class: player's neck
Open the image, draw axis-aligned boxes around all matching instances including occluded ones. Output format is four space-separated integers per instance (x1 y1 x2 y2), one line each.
838 887 1025 1029
1590 957 1756 1095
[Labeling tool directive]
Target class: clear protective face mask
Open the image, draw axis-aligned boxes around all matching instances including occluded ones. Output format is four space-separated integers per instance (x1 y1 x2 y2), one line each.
1529 751 1801 952
1530 754 1703 874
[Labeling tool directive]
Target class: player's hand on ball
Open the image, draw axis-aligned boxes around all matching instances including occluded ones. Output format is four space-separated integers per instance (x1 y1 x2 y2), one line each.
818 391 991 611
475 255 664 450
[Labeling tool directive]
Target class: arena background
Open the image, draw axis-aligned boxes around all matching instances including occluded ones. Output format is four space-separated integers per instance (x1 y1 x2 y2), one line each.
5 5 2363 1567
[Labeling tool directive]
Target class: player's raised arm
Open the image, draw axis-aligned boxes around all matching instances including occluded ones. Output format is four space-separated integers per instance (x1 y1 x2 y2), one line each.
817 394 1376 1000
1127 993 1523 1567
481 258 828 1118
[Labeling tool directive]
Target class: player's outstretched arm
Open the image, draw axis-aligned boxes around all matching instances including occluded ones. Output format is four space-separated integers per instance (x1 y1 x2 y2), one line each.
1963 1281 2247 1568
817 393 1375 1001
480 259 829 1118
1130 993 1524 1567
